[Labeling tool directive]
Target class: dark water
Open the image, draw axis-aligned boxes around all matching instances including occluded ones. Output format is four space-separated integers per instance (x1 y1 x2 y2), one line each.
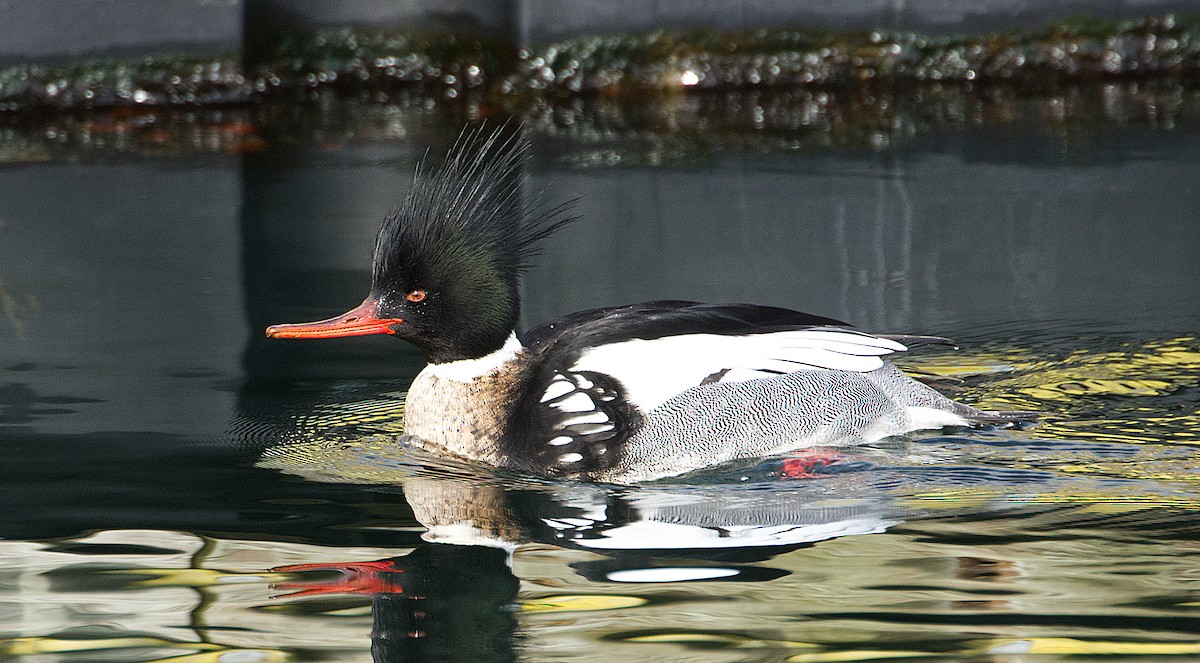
2 99 1199 661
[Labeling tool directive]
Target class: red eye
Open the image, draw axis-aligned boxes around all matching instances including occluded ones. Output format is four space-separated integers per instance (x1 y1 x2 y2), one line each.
406 290 427 303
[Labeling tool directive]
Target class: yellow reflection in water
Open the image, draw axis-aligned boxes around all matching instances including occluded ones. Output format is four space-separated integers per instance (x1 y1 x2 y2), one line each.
118 567 285 588
780 637 1200 661
625 632 818 650
785 652 931 662
142 651 291 663
297 393 406 434
906 336 1200 447
521 594 648 613
905 485 1200 509
982 637 1200 655
0 637 222 657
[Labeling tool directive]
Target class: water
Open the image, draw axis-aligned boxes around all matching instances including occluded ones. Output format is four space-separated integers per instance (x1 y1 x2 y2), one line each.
2 97 1199 662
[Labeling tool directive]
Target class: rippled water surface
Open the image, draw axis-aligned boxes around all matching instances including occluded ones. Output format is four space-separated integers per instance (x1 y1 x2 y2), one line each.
2 98 1199 661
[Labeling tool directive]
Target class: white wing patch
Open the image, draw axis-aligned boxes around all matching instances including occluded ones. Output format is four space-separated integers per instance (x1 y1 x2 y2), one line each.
570 328 908 412
556 391 597 413
540 379 574 402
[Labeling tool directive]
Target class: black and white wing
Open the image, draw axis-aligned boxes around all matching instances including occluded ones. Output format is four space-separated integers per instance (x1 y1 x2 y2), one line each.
505 301 941 477
503 363 640 477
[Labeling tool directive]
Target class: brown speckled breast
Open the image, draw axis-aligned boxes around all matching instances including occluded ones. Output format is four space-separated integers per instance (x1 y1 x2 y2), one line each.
402 358 529 468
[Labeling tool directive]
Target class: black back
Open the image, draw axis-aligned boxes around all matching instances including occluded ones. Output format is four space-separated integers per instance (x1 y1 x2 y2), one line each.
521 300 847 359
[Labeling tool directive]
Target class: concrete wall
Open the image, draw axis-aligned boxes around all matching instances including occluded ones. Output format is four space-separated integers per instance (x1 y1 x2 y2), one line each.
520 0 1200 42
250 0 514 33
0 0 242 63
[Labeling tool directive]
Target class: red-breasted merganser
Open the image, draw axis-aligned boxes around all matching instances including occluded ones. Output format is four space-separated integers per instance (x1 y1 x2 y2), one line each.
266 127 1033 483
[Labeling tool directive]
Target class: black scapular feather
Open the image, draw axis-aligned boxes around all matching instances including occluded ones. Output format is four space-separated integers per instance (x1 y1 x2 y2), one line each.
371 125 577 297
521 300 848 354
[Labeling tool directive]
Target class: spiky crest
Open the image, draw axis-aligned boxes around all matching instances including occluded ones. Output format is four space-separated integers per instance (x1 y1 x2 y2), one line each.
369 124 576 363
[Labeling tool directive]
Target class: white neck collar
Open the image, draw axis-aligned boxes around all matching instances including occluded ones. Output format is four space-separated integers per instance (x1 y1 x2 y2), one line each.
423 333 523 382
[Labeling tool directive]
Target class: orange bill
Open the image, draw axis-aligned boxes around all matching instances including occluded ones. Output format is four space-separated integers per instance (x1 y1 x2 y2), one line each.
265 297 402 339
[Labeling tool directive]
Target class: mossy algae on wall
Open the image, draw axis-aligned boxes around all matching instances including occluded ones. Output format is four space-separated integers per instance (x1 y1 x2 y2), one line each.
504 15 1200 95
0 54 247 111
2 15 1198 112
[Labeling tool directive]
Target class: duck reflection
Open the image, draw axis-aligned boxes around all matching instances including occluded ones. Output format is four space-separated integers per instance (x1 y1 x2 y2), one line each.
406 472 895 564
264 443 901 662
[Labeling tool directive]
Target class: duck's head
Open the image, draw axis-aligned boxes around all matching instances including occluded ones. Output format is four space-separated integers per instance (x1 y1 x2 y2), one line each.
266 127 574 364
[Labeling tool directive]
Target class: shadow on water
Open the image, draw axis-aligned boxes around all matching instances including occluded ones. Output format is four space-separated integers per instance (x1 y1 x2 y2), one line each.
1 92 1200 660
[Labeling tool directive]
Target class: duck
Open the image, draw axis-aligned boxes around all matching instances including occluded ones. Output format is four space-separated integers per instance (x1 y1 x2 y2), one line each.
266 126 1033 484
